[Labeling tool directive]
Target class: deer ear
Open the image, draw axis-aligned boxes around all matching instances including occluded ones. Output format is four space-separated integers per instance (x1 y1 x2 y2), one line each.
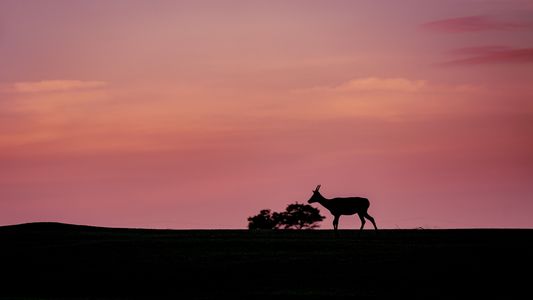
316 185 321 191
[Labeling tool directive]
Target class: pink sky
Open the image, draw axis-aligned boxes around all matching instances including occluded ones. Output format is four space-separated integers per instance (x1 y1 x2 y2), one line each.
1 0 532 229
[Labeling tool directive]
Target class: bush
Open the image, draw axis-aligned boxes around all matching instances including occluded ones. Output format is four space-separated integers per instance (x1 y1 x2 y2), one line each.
247 209 278 230
247 202 324 230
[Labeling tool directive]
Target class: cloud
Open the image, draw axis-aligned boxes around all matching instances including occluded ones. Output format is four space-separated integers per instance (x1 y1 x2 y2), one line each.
421 15 530 33
308 77 427 93
11 80 107 93
449 46 512 55
443 47 533 65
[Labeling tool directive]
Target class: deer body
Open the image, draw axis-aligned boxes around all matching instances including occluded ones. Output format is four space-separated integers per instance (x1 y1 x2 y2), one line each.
318 197 370 216
308 185 377 234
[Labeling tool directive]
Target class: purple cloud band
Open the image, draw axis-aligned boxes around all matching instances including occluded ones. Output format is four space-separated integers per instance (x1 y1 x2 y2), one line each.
422 15 530 33
443 47 533 66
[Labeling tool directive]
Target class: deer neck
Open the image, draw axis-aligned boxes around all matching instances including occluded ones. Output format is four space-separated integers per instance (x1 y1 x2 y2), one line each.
317 196 331 210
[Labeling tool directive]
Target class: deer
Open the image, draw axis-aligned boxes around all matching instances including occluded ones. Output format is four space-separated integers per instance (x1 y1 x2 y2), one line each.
307 185 377 235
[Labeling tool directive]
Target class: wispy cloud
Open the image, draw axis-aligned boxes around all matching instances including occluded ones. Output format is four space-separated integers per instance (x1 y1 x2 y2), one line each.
11 80 107 93
449 46 512 55
443 47 533 65
422 15 530 33
301 77 427 93
289 77 485 122
336 77 426 92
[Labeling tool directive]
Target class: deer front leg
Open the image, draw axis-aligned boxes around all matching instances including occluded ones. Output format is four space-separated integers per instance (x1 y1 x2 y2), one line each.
333 215 339 231
333 215 340 237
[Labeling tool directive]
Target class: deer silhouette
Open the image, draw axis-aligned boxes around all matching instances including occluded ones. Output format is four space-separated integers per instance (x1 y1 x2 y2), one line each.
307 185 377 235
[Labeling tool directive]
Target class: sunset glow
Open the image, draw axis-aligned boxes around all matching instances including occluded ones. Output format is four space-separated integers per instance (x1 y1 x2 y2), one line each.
1 0 532 228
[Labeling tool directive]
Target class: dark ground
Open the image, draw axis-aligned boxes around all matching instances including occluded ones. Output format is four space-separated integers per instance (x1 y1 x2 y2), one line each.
0 222 532 299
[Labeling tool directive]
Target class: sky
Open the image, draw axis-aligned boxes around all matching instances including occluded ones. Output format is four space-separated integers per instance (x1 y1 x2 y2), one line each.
1 0 532 229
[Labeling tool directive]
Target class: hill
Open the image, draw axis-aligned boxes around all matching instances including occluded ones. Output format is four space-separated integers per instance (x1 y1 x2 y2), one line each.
1 222 532 299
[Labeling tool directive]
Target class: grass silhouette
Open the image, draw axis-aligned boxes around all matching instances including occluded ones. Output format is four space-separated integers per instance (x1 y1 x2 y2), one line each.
0 222 531 299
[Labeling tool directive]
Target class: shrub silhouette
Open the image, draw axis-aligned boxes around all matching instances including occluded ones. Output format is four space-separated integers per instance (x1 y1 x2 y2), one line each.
248 203 325 230
247 209 278 230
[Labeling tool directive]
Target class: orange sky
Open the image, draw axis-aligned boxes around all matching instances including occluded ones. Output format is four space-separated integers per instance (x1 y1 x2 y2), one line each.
1 0 533 228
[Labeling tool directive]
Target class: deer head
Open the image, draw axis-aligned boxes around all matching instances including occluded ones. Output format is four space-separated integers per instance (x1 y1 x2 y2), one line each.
307 185 322 203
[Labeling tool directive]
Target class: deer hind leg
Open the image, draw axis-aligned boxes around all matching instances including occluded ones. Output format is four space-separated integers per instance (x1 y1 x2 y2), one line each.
364 213 378 231
358 213 366 231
